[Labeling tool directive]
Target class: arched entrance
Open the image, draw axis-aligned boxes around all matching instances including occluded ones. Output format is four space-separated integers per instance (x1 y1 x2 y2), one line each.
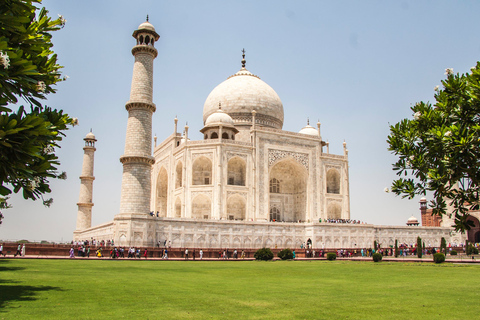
467 215 480 243
269 158 307 222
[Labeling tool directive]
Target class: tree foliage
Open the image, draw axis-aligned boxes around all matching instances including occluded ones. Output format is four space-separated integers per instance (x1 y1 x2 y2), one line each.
0 0 74 224
388 63 480 231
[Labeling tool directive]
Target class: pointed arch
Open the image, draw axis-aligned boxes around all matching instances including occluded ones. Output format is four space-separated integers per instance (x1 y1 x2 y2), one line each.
192 156 212 185
227 157 246 186
192 194 211 219
327 202 341 219
175 197 182 218
156 167 168 217
269 157 307 222
175 161 183 188
227 194 246 220
326 169 340 194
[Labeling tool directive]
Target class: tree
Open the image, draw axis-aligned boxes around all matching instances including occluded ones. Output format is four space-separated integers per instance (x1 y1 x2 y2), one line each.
417 236 422 258
387 63 480 232
0 0 75 224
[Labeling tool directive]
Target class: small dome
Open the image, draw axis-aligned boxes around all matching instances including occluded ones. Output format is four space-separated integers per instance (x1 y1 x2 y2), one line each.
299 125 318 136
138 21 155 32
85 132 96 140
205 107 234 126
407 215 419 224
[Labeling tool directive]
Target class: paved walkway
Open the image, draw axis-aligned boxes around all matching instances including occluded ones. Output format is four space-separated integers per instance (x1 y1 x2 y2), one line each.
2 255 480 263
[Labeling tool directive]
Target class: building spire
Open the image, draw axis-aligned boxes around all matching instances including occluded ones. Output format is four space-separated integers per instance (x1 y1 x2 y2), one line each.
241 48 246 68
146 15 149 22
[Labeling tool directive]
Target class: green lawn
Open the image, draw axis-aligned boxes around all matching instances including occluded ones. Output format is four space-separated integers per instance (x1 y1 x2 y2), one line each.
0 259 479 319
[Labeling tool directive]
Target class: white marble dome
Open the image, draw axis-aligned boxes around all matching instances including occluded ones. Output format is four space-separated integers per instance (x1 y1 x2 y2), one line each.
85 132 96 140
203 67 284 129
299 124 318 136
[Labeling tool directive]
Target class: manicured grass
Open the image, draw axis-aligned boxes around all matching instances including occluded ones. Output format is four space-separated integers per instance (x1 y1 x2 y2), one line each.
1 259 479 319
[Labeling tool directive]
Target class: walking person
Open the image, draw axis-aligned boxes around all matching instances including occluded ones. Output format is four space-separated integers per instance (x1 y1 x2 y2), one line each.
21 244 25 257
0 243 5 257
143 248 148 259
14 244 21 257
69 247 75 258
185 248 188 260
199 249 203 260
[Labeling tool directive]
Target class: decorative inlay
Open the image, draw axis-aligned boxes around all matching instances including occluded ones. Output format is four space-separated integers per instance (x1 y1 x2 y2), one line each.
227 191 248 198
192 152 213 161
191 191 212 199
227 152 248 161
268 149 309 171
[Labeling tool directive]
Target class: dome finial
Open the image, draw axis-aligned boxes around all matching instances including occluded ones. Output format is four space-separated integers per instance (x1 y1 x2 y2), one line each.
241 48 246 68
146 15 149 22
219 102 222 110
307 118 310 125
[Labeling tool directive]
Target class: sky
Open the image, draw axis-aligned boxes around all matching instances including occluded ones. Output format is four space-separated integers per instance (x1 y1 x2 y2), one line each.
1 0 480 242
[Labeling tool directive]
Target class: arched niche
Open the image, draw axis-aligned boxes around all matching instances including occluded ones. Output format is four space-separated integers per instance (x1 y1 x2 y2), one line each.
175 161 183 188
155 167 168 217
192 156 212 185
226 195 246 220
175 197 182 218
326 169 340 194
327 202 342 219
227 157 246 186
192 194 211 219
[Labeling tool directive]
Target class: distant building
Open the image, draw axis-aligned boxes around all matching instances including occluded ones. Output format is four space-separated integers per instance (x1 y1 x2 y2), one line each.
420 198 442 227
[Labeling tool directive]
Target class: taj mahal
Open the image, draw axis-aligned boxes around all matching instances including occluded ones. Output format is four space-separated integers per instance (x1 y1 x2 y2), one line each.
73 19 467 248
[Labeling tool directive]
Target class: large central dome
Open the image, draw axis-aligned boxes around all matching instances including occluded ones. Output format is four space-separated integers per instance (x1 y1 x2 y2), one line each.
203 64 284 130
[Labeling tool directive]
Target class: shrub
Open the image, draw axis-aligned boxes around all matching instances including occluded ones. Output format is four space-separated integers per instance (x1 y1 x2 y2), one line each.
254 248 274 261
394 239 398 257
433 253 445 264
372 252 382 262
326 252 336 261
466 245 479 255
450 250 457 255
277 248 294 260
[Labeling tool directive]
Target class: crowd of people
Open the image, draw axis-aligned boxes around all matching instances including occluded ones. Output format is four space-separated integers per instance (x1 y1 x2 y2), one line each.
323 218 365 224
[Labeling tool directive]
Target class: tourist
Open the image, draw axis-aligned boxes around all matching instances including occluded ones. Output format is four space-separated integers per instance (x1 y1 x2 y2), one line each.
193 249 196 260
292 250 296 259
144 248 148 259
199 249 203 260
69 247 75 258
185 248 189 260
0 243 5 257
14 244 21 257
164 248 168 259
21 244 25 257
87 246 90 258
241 250 245 259
234 249 237 259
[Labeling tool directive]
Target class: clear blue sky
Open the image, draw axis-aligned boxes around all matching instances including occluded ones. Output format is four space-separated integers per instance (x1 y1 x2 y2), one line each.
1 0 479 242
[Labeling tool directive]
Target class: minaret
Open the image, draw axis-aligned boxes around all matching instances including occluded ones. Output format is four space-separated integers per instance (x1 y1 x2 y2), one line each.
119 18 160 216
76 131 97 230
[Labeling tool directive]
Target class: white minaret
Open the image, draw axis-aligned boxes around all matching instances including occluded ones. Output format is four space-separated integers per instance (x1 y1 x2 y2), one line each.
119 18 159 217
76 131 96 231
